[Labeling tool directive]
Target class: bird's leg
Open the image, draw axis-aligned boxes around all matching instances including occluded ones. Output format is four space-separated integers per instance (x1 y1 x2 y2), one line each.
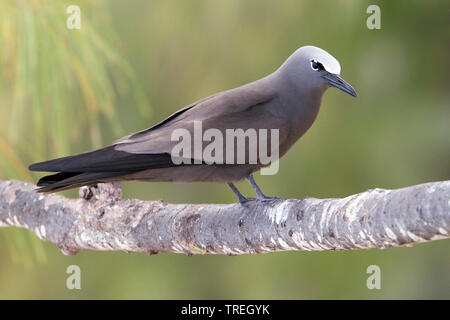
247 174 281 202
227 182 249 203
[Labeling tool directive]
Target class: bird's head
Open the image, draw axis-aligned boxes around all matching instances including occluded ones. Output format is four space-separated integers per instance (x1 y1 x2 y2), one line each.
280 46 357 98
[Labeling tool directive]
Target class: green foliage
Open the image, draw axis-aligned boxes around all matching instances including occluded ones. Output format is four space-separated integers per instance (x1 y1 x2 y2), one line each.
0 0 150 178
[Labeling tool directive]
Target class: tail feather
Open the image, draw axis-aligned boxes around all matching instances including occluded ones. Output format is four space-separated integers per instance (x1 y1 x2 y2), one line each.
35 171 132 193
29 145 179 193
29 146 174 173
37 172 81 187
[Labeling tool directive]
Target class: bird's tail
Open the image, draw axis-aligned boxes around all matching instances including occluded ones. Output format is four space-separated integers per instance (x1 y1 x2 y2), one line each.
34 171 131 193
29 146 175 192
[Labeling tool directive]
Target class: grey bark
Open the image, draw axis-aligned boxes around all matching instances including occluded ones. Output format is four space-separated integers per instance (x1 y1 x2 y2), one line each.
0 179 448 256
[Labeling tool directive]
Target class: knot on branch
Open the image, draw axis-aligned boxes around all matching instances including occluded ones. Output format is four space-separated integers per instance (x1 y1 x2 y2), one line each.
79 182 122 203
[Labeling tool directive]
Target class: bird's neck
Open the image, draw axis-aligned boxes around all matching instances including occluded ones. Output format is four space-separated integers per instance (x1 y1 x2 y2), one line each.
269 71 325 154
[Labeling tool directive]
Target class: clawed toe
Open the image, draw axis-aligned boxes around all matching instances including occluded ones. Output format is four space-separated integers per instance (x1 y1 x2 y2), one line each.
258 196 283 202
238 197 256 204
239 196 283 203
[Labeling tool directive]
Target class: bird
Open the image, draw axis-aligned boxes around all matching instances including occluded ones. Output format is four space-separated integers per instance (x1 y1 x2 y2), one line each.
29 45 356 203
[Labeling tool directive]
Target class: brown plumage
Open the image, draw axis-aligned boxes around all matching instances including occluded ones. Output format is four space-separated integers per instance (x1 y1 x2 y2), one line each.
29 46 356 202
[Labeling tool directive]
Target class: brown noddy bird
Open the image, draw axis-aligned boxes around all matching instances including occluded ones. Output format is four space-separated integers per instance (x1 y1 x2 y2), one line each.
29 46 356 202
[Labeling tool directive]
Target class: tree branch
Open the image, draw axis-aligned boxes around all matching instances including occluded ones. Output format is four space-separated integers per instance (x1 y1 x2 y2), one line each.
0 179 449 256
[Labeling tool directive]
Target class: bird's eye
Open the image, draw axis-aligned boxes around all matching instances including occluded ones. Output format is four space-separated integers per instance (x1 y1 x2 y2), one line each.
311 60 324 71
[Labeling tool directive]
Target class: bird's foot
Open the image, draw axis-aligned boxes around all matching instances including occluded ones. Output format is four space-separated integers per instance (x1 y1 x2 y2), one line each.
238 196 283 204
257 196 283 202
238 197 256 204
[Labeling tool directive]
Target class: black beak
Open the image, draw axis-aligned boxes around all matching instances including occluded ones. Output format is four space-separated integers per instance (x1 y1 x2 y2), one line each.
321 73 357 98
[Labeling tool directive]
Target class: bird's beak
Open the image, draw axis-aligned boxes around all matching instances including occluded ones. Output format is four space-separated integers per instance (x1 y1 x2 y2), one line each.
321 73 357 98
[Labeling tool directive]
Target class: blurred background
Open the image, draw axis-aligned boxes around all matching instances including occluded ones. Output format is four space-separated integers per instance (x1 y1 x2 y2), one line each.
0 0 449 299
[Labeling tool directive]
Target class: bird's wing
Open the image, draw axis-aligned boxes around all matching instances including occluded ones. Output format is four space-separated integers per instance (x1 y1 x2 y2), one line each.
28 79 289 193
114 80 288 158
113 94 218 144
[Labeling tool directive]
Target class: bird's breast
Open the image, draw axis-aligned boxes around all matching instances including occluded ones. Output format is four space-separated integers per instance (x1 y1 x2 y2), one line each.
277 95 322 157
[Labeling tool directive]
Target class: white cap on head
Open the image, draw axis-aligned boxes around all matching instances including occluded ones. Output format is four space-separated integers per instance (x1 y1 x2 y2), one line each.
301 46 341 75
